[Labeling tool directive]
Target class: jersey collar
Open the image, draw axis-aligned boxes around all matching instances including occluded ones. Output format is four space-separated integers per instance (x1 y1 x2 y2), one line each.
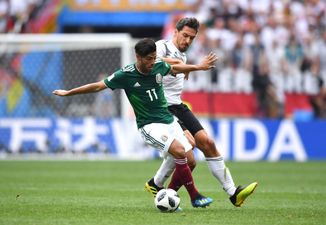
134 63 148 76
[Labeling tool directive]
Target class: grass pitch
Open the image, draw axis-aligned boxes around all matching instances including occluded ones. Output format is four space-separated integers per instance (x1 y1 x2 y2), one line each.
0 160 325 225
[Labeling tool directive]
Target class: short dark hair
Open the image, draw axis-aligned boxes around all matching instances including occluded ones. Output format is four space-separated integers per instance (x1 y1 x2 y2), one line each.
175 17 200 32
134 38 156 57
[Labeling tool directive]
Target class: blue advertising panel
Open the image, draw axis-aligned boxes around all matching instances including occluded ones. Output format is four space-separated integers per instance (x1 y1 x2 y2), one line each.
206 119 326 161
0 118 117 154
0 118 325 161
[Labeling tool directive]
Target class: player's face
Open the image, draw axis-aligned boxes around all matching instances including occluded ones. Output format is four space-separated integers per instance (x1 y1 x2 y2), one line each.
137 52 156 74
174 26 197 52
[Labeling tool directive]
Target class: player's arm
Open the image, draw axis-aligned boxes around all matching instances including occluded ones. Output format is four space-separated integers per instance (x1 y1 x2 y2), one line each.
160 57 191 79
170 52 218 75
160 57 183 65
52 80 107 97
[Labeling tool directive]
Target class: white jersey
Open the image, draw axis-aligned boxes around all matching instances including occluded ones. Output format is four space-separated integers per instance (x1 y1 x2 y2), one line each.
156 40 187 105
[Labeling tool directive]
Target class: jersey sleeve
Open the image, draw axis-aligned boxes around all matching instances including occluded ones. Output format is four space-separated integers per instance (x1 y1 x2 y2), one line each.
157 60 171 76
103 70 125 90
156 40 167 58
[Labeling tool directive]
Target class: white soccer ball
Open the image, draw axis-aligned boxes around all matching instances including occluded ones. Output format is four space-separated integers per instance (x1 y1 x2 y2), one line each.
154 188 180 212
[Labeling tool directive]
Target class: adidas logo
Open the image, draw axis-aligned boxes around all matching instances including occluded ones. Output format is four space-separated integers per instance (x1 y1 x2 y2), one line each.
133 82 141 87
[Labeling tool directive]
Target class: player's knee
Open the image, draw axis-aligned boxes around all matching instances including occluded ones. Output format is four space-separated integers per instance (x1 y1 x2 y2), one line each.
174 147 186 158
197 136 212 149
197 136 218 156
169 140 186 159
185 131 195 149
206 137 215 150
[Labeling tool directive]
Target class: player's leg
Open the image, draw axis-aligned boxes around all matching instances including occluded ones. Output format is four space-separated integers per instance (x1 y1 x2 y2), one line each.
176 120 197 171
175 103 258 206
185 143 196 170
146 147 195 197
183 129 196 152
166 139 199 199
140 120 212 207
194 129 236 195
193 124 258 206
167 139 212 208
145 154 174 197
145 121 196 196
168 142 196 191
169 104 218 157
166 120 212 207
174 104 237 194
151 120 196 191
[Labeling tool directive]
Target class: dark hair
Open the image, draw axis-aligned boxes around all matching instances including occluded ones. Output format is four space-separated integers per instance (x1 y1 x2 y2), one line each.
175 17 200 32
134 38 156 57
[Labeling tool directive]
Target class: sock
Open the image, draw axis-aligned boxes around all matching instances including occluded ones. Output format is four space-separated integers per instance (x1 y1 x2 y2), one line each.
167 161 195 191
206 156 237 196
168 158 199 201
167 173 182 192
153 154 175 188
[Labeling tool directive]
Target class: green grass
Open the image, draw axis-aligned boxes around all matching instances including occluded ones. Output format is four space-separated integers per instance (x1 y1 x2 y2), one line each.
0 161 325 225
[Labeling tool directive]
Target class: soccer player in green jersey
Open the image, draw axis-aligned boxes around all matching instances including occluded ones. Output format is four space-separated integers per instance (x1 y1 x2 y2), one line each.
53 38 218 208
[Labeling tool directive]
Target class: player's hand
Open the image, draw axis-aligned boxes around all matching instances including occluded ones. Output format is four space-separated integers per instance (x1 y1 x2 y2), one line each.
52 90 70 96
198 52 218 70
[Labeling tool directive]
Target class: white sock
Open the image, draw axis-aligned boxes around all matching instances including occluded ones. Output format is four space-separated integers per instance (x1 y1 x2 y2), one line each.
154 154 175 188
206 156 237 196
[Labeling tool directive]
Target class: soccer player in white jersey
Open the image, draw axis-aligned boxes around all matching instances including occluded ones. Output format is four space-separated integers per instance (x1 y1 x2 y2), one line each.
53 38 218 208
145 17 258 207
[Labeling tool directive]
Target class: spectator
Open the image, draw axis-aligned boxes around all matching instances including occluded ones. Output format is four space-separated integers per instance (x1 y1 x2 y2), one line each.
282 35 304 93
310 78 326 118
267 39 286 114
166 0 325 118
315 30 326 88
0 0 9 33
249 32 279 117
6 0 42 33
301 34 320 95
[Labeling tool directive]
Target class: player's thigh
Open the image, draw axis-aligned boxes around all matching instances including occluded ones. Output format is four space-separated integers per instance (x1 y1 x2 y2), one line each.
184 129 195 148
139 123 173 155
139 120 192 156
170 104 203 136
169 119 192 153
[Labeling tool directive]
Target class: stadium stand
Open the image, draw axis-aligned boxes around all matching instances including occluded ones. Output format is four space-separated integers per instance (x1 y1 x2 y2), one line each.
1 0 326 119
166 0 326 119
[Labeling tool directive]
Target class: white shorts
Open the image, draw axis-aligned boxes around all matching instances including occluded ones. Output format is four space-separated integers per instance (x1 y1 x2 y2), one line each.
139 118 192 156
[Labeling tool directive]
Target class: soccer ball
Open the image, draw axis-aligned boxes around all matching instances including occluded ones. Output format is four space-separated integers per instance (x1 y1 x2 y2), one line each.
154 188 180 212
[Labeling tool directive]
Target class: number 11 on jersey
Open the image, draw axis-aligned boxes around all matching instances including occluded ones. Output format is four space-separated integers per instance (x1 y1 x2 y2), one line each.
146 89 158 101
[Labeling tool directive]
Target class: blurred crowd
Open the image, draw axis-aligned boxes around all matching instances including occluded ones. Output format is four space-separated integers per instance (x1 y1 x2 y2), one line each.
0 0 44 33
163 0 326 118
0 0 325 119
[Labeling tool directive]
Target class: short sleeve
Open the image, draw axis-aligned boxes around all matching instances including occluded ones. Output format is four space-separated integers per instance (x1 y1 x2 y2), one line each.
103 70 125 90
156 60 171 76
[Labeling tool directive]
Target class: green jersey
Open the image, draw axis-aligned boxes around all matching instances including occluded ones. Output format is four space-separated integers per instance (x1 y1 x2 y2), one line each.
103 60 174 128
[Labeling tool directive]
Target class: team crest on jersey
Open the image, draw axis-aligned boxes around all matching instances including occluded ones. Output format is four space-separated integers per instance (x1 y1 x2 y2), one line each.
156 73 163 84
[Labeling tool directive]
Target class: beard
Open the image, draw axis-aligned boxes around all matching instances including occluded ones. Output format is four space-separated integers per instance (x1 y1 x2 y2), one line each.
179 44 189 52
